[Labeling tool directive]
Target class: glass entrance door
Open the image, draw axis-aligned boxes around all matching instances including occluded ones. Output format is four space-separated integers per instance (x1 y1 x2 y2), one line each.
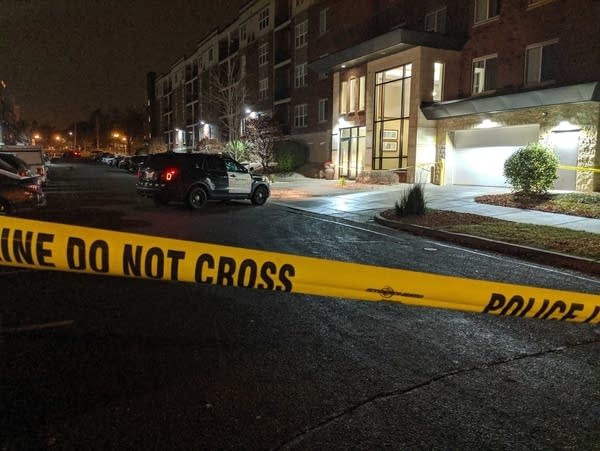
338 126 365 178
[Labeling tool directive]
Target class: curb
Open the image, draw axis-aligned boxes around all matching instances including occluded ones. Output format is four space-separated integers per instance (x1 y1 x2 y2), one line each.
374 214 600 276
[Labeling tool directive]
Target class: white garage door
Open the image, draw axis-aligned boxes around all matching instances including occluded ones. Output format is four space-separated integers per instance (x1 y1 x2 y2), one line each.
451 125 540 187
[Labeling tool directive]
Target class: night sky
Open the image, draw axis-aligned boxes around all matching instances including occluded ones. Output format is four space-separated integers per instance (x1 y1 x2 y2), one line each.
1 0 247 129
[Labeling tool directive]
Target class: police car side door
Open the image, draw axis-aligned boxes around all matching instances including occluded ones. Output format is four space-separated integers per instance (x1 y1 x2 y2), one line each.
203 155 228 195
224 158 252 194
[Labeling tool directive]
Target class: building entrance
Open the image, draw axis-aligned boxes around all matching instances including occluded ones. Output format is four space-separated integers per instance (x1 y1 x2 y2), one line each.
338 126 365 179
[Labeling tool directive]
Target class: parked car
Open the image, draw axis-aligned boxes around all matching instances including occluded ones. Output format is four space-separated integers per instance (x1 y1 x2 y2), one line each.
111 155 126 167
101 153 118 165
0 153 33 177
136 152 270 209
63 149 81 159
118 156 132 170
95 151 113 162
0 169 46 214
0 146 47 183
129 155 148 173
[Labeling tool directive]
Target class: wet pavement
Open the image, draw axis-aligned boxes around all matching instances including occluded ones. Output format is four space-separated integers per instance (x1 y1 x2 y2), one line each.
269 175 600 234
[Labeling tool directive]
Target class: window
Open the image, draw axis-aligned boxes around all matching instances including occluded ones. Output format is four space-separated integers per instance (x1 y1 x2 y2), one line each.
340 81 348 114
425 7 446 33
295 20 308 48
240 24 247 42
258 43 268 66
349 78 357 113
472 54 497 94
433 62 444 101
318 98 328 123
474 0 500 23
208 48 213 63
295 63 307 87
374 64 412 170
525 39 558 85
359 76 365 110
319 8 328 35
259 77 269 99
339 75 366 113
259 7 269 30
294 103 307 127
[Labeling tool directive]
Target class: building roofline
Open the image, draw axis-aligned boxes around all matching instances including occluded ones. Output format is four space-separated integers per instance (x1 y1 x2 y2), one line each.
308 28 466 73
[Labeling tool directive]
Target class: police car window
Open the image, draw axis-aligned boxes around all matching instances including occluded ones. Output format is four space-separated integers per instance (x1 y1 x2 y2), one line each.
192 155 205 168
205 156 225 171
224 159 245 172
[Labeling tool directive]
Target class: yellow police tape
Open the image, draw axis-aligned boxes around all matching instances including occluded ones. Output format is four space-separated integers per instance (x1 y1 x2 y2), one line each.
558 164 600 173
1 217 599 323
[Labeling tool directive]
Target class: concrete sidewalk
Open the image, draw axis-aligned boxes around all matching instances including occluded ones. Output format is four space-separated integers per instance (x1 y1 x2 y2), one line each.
269 175 600 234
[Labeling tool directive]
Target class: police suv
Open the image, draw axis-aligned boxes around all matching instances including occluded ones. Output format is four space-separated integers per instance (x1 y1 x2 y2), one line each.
136 152 270 209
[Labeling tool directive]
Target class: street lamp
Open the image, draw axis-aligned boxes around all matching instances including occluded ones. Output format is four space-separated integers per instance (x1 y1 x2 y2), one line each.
112 132 127 154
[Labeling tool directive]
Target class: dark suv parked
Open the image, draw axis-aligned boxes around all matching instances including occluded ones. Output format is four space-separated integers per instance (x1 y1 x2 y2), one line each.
136 152 270 209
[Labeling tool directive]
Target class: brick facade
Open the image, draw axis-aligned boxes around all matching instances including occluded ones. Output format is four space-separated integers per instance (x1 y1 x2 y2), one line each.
148 0 599 191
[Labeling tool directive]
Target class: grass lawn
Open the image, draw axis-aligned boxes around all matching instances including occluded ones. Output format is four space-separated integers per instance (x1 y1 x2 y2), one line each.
444 219 600 261
475 192 600 219
382 191 600 262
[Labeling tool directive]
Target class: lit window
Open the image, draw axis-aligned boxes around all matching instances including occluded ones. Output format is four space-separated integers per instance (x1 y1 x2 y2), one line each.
294 103 307 127
425 7 446 33
295 63 307 88
318 98 328 123
472 55 497 94
258 43 269 66
525 39 558 85
349 78 357 112
259 7 269 30
433 62 444 101
474 0 500 23
340 81 348 114
359 76 365 111
295 20 308 48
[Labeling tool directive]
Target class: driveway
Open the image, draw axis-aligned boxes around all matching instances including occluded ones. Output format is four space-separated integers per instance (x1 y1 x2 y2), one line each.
269 177 600 233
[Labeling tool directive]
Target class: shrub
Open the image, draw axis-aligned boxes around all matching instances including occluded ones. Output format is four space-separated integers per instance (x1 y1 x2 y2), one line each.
395 183 427 217
503 142 559 195
274 140 309 172
356 170 398 185
197 138 224 154
224 140 247 161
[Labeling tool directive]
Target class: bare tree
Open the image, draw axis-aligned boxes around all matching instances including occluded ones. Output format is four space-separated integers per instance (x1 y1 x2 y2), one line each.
243 114 281 172
207 57 247 144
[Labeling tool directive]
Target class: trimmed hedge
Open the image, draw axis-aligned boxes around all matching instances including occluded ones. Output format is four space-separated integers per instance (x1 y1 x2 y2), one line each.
274 140 309 172
503 142 559 194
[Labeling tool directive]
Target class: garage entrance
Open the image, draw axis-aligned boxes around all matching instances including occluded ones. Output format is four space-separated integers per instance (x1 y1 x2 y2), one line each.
449 125 540 187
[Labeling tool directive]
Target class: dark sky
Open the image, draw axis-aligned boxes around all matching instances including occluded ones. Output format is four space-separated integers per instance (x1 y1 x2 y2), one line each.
1 0 247 129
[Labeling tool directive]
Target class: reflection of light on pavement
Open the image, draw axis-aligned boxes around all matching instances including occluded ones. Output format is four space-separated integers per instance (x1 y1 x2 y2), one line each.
270 189 311 199
333 197 352 211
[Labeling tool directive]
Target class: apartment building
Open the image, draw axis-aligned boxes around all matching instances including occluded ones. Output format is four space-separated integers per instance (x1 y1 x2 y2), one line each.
148 0 600 192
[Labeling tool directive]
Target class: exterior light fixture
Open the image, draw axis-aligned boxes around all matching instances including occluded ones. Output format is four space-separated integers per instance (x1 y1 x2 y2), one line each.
476 119 500 128
553 120 579 132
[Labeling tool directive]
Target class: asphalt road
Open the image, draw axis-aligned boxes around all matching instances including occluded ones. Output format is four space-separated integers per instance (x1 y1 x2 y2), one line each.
2 161 599 450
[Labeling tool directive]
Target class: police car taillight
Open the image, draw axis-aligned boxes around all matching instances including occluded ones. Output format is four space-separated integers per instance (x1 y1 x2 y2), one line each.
161 168 177 181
